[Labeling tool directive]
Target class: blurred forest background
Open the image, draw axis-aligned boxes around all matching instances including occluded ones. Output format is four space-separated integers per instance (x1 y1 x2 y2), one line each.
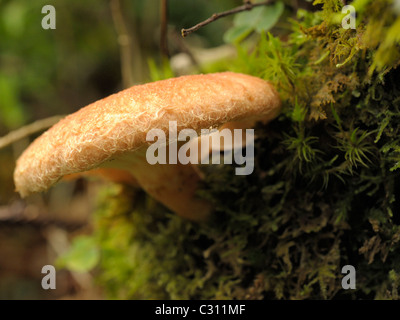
0 0 240 299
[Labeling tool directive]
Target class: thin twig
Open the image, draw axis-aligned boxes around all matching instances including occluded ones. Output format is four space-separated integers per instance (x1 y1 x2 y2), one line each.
0 115 64 150
160 0 170 58
181 0 273 37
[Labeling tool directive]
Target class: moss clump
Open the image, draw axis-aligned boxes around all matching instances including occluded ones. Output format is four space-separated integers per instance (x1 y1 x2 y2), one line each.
63 0 400 299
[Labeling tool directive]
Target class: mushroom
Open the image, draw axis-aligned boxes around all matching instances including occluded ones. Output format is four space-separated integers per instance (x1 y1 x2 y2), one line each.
63 168 139 187
13 72 281 221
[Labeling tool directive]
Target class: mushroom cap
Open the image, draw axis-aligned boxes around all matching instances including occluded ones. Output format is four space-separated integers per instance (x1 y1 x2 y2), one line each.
14 72 281 197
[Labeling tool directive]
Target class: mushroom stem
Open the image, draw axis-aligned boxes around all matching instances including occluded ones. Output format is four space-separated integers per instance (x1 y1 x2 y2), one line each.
103 149 211 221
63 168 140 188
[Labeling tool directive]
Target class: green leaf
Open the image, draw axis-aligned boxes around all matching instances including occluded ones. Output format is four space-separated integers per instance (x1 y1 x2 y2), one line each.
255 2 284 33
57 236 100 273
223 2 284 43
223 25 253 43
234 6 265 28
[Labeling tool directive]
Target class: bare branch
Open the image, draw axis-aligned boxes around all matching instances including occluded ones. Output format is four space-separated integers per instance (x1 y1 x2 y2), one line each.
0 115 64 150
181 0 273 38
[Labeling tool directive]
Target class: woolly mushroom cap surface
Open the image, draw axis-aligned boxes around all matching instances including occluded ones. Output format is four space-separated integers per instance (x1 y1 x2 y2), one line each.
14 72 281 198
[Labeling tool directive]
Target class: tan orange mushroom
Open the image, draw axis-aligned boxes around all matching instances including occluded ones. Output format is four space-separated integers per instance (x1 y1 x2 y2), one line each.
13 72 281 221
63 168 139 187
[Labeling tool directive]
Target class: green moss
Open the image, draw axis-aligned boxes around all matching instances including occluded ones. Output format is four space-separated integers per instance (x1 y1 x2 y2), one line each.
61 0 400 299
